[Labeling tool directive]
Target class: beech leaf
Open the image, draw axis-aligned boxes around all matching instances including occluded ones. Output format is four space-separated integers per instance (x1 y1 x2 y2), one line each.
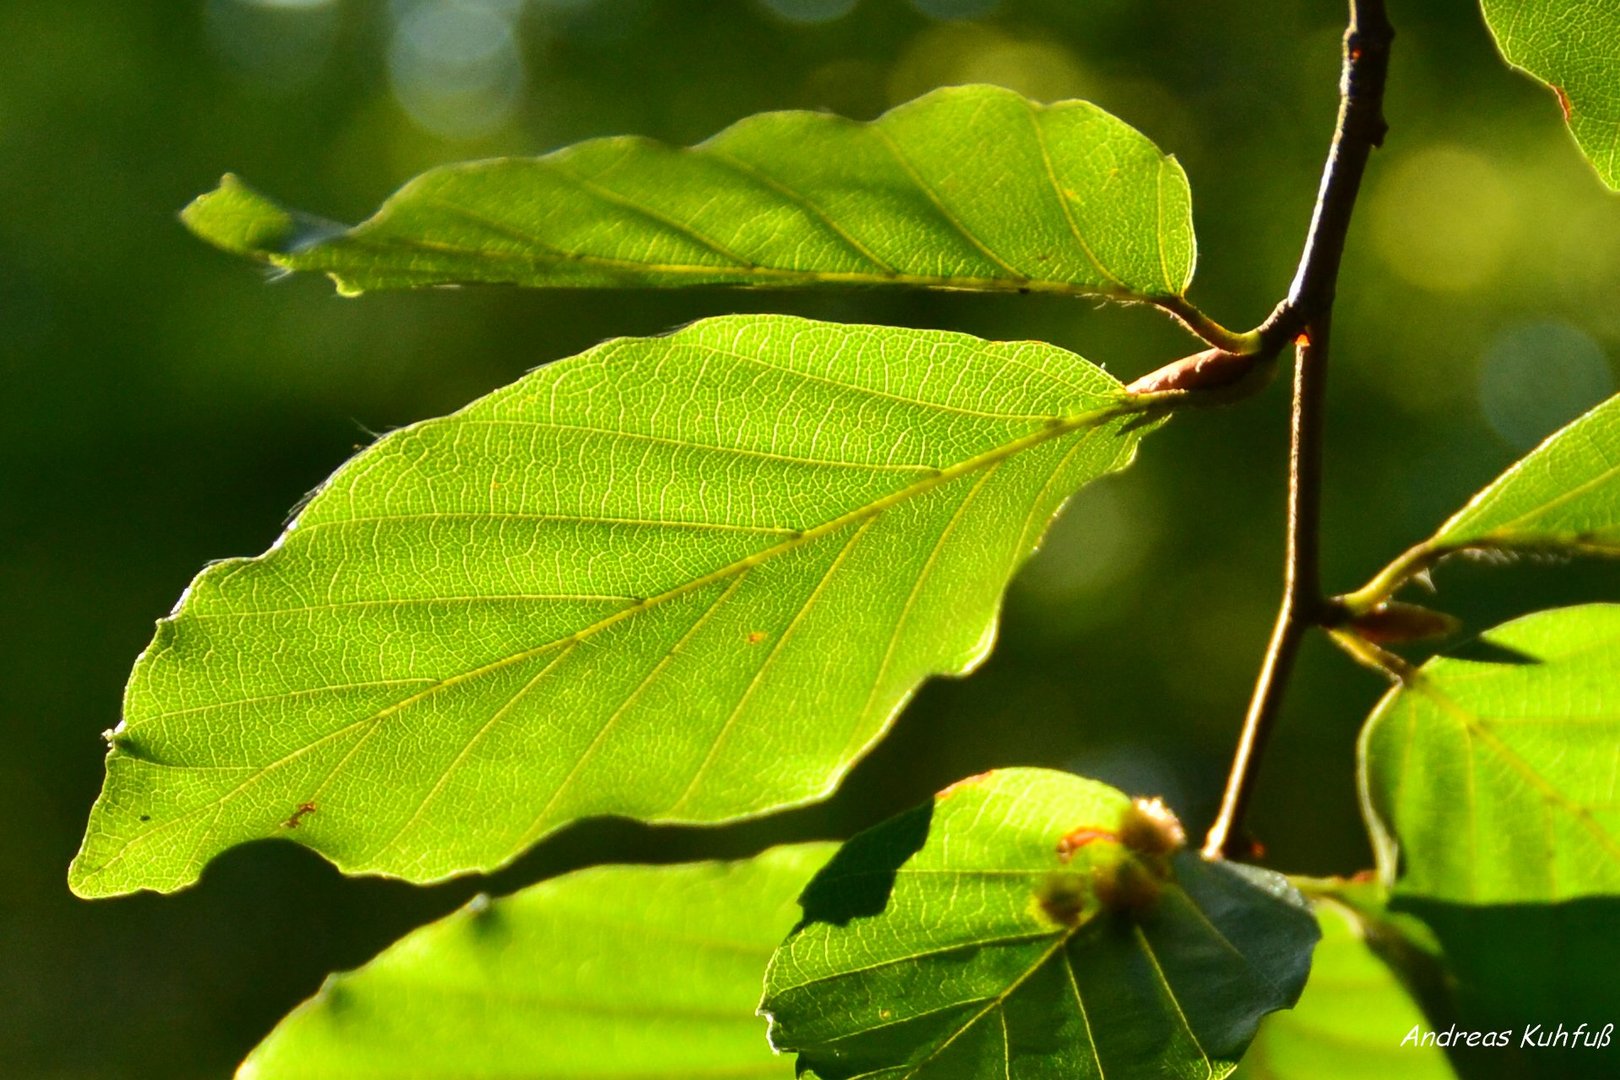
239 844 836 1079
72 316 1164 897
1360 604 1620 904
182 86 1197 304
762 768 1317 1080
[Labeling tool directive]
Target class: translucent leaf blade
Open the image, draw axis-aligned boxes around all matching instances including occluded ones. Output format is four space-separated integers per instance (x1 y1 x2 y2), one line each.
761 768 1318 1080
182 85 1196 302
238 843 836 1080
1480 0 1620 189
1360 604 1620 904
1430 393 1620 557
71 316 1163 897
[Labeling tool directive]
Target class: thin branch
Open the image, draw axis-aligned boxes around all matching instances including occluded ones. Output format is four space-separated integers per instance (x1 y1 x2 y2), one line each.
1202 0 1393 861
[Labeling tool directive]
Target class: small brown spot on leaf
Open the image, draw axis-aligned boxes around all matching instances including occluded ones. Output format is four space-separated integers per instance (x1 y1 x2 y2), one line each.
1056 827 1118 862
937 771 995 799
746 630 768 645
1036 873 1088 925
1554 84 1573 122
283 802 317 829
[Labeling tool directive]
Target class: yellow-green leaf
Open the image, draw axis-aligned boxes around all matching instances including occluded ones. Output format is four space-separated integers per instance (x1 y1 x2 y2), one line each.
71 316 1164 897
239 844 835 1080
1360 604 1620 904
1480 0 1620 189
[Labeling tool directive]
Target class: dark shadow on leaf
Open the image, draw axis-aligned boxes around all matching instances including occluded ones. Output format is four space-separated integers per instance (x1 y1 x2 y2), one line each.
1118 410 1168 435
1441 637 1543 666
1395 895 1620 1080
793 799 933 931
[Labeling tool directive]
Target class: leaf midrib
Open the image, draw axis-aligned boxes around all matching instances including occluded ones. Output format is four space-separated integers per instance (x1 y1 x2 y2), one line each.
302 216 1157 302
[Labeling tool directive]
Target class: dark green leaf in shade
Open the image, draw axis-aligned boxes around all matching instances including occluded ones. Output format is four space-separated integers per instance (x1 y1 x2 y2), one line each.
182 86 1197 304
1395 895 1620 1080
71 317 1164 897
1479 0 1620 189
1233 897 1457 1080
1360 604 1620 904
238 843 836 1079
761 768 1318 1080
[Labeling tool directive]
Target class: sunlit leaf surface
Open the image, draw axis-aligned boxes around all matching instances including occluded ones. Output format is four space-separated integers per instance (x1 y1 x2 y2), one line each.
1480 0 1620 188
762 768 1317 1080
71 316 1163 896
1429 393 1620 557
238 844 835 1079
1360 604 1620 904
183 85 1196 303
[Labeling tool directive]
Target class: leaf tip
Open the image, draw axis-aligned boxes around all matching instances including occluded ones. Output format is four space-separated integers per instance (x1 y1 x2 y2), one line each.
181 174 348 267
65 853 114 900
181 174 296 258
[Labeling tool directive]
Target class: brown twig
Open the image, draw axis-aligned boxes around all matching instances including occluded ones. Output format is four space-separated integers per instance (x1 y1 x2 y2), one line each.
1202 0 1393 860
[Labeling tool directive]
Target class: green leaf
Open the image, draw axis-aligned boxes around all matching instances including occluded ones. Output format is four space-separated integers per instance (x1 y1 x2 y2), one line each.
71 316 1163 897
1348 394 1620 608
1479 0 1620 189
182 85 1196 304
238 843 836 1080
761 768 1318 1080
1360 604 1620 904
1396 895 1620 1080
1233 898 1457 1080
1429 393 1620 557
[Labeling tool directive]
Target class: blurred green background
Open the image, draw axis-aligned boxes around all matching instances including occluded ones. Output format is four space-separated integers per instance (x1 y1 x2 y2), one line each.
3 0 1617 1075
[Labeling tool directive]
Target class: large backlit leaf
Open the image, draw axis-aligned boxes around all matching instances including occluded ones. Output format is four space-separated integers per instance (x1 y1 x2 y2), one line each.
1360 604 1620 904
183 85 1196 303
1233 898 1456 1080
1480 0 1620 189
238 843 836 1080
71 316 1164 897
761 768 1317 1080
1429 393 1620 557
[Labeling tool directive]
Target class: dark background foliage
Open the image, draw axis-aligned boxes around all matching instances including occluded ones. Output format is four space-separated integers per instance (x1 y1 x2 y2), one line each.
3 0 1617 1075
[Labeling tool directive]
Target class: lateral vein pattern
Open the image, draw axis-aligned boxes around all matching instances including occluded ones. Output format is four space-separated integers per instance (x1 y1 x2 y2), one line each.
72 316 1161 895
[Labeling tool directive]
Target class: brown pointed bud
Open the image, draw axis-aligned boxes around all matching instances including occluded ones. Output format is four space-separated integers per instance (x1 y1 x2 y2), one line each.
1348 601 1462 645
1126 346 1276 398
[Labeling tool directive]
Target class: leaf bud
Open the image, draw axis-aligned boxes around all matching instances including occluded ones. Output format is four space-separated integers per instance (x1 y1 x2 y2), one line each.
1125 346 1277 400
1348 601 1462 645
